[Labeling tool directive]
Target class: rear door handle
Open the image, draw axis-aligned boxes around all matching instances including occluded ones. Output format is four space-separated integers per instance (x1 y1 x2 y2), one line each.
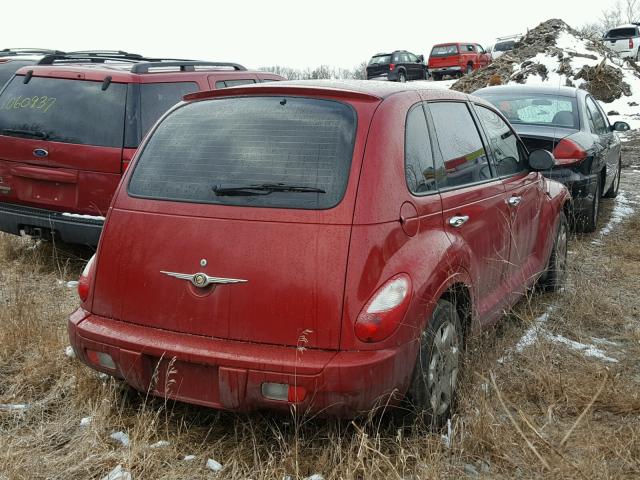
448 215 469 228
508 196 522 207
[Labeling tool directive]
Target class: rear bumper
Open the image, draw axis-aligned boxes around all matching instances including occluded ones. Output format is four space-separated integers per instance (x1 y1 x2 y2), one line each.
544 169 597 216
68 309 416 416
430 66 463 75
0 202 103 246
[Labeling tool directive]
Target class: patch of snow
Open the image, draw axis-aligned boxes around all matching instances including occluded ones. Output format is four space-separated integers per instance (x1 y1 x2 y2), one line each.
110 431 130 447
80 416 92 427
0 403 30 411
62 212 105 221
183 455 196 461
544 332 618 362
98 373 109 381
101 465 131 480
593 191 635 244
66 280 79 289
304 475 325 480
440 418 453 449
65 346 76 359
206 459 223 472
591 337 620 347
149 440 170 449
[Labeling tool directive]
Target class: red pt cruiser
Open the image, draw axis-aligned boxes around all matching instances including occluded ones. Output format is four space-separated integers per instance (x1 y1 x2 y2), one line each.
68 81 569 423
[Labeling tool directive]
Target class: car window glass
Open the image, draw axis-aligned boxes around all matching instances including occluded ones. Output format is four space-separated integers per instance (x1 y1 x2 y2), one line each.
428 102 492 188
0 76 126 147
476 45 485 53
466 45 475 52
368 55 391 65
478 93 578 129
430 45 458 57
475 105 527 176
405 105 436 194
392 54 400 63
585 97 608 134
408 53 418 62
140 82 199 134
129 96 357 210
400 53 410 62
0 60 35 88
215 79 256 89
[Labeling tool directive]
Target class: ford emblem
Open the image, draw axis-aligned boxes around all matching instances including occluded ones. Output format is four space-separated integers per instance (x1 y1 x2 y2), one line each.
33 148 48 158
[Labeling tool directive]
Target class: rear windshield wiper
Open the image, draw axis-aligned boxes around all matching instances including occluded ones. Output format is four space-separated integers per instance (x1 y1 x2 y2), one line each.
0 128 49 140
213 183 326 196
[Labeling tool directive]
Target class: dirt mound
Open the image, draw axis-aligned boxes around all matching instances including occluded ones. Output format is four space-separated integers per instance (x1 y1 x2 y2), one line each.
452 18 640 106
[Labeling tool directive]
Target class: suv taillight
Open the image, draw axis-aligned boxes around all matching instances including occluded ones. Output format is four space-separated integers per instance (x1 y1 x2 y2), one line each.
553 138 588 166
389 63 395 71
630 38 634 49
78 254 97 303
355 274 412 343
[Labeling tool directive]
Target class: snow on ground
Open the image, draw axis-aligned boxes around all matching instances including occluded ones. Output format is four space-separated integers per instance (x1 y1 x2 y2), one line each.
499 304 619 364
110 431 130 447
61 212 105 221
101 465 131 480
593 191 636 244
206 459 223 472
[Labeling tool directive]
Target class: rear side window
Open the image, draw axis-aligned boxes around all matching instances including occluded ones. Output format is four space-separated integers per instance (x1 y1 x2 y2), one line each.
405 105 436 194
585 96 608 135
214 79 256 89
494 40 516 52
428 102 492 189
0 76 126 147
475 105 527 177
140 82 199 134
0 60 35 88
129 96 357 210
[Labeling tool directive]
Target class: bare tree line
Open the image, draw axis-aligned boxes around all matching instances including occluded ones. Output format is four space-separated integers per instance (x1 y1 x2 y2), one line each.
579 0 640 37
260 61 368 80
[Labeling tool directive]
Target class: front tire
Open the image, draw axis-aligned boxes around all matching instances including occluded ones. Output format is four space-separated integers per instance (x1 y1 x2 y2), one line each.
540 211 569 292
407 299 462 429
603 159 621 198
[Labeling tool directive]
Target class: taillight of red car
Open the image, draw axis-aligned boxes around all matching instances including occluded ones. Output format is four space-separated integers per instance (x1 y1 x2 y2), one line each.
552 138 588 166
355 274 412 343
78 254 97 305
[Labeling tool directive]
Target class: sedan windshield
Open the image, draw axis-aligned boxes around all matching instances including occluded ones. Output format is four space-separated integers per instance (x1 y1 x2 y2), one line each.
476 93 579 129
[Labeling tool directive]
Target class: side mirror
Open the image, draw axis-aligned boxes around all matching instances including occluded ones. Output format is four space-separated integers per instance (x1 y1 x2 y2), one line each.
612 121 630 132
528 149 555 171
417 55 424 62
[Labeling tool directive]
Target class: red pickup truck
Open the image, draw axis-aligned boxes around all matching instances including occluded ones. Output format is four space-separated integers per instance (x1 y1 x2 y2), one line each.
428 43 492 80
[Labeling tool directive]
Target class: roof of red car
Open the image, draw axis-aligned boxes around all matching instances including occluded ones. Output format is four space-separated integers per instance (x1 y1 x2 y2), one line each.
184 79 473 102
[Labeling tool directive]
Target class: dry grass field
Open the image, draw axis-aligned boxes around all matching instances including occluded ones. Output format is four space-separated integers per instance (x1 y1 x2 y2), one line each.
1 151 639 479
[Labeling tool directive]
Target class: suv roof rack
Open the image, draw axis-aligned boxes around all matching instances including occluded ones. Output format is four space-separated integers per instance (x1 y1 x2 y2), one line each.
131 61 246 73
1 48 66 57
37 50 156 65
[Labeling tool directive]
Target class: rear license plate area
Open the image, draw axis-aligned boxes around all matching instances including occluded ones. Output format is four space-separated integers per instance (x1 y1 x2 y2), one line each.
145 356 220 405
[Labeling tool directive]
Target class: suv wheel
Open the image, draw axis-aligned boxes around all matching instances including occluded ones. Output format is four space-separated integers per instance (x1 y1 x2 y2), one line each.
603 159 621 198
540 211 568 292
408 299 462 429
432 73 442 81
578 174 601 233
398 71 407 83
466 64 473 75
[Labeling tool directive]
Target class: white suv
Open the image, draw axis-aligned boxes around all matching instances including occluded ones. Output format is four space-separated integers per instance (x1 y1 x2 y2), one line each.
604 24 640 61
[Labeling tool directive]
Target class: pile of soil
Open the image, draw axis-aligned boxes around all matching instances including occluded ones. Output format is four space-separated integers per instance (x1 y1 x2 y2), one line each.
452 18 637 103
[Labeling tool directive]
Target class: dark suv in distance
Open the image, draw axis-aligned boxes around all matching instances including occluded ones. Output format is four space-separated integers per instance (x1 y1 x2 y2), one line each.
0 48 65 88
0 51 283 246
366 50 427 82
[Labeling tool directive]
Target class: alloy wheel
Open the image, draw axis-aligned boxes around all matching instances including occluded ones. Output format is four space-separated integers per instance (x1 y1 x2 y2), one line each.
427 321 460 416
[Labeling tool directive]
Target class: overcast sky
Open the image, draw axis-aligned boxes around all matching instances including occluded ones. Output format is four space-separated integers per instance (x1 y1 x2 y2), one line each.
5 0 620 70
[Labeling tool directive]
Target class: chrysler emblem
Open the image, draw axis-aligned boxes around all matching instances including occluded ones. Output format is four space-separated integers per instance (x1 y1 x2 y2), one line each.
160 270 247 288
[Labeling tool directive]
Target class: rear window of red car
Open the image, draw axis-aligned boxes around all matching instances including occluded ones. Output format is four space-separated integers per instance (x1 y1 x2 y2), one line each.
128 96 357 210
430 45 459 57
0 76 126 147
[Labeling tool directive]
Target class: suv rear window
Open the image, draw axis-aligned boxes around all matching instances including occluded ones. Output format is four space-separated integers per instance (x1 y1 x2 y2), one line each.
605 28 638 38
0 60 36 88
368 55 391 65
128 96 357 210
0 76 126 147
430 45 459 57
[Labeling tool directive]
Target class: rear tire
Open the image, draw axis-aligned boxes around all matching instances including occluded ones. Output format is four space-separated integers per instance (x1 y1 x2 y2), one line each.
398 71 407 83
540 211 569 292
577 174 601 233
603 159 621 198
466 64 474 75
407 299 462 429
432 73 442 81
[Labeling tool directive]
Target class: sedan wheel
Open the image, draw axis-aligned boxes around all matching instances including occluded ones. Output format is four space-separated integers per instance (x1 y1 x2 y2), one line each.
578 175 601 233
603 159 622 198
541 212 569 291
408 299 462 428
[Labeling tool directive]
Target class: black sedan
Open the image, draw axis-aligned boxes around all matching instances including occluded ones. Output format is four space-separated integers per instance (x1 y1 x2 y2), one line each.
474 85 630 232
